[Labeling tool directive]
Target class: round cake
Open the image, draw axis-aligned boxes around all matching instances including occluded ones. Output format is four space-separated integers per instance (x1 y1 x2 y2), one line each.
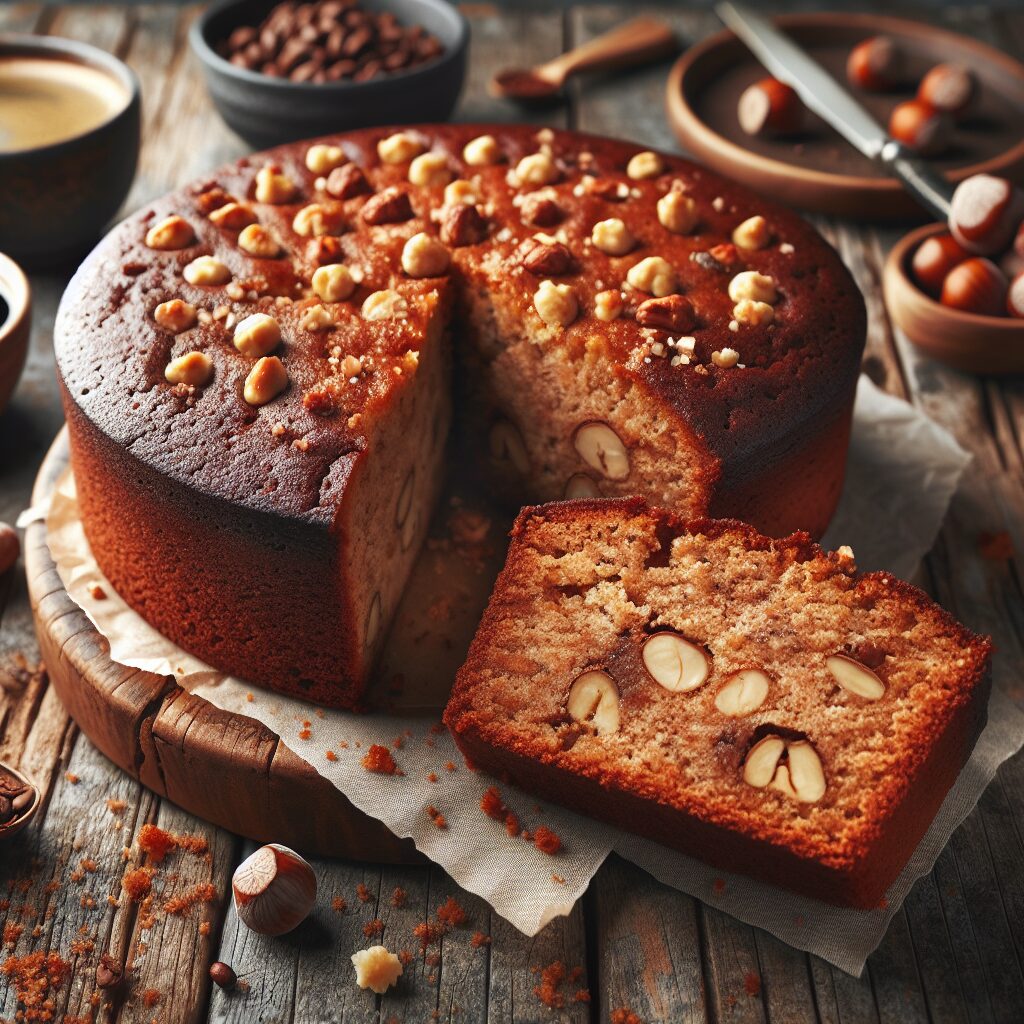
55 124 866 708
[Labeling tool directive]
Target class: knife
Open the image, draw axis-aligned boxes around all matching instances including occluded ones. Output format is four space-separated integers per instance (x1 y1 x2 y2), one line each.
715 1 953 220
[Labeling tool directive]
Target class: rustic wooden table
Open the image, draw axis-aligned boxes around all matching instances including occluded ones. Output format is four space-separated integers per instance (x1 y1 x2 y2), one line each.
2 3 1024 1022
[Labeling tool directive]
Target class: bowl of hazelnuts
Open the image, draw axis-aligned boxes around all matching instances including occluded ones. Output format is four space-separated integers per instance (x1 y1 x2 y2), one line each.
191 0 468 148
884 174 1024 374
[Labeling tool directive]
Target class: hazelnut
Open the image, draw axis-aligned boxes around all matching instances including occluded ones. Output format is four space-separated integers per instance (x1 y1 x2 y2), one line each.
234 313 281 357
292 203 344 237
255 166 297 204
352 946 403 995
154 299 197 332
732 215 772 250
300 304 335 331
515 152 559 187
0 521 21 576
305 143 347 174
521 191 563 227
441 204 487 247
378 131 425 164
594 289 624 322
728 270 777 304
145 215 194 251
243 356 289 406
917 63 977 119
714 669 770 717
463 134 501 166
312 263 355 302
209 202 257 230
232 843 316 935
209 961 237 991
641 632 709 692
591 218 636 256
325 163 372 200
573 420 628 479
565 474 600 499
911 233 970 295
238 223 281 258
737 78 805 136
826 654 885 700
443 179 479 207
940 257 1008 316
522 239 573 276
711 347 740 368
567 670 620 735
847 35 904 91
626 256 677 297
408 151 451 187
657 189 698 235
949 174 1024 255
888 99 951 156
183 256 231 286
532 280 578 327
401 232 450 277
360 187 413 225
744 736 825 803
1007 270 1024 319
165 351 213 387
626 150 664 180
361 289 408 320
732 299 774 326
635 294 695 333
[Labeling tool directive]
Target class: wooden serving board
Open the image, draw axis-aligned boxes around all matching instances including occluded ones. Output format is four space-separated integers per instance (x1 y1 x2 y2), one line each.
25 429 427 863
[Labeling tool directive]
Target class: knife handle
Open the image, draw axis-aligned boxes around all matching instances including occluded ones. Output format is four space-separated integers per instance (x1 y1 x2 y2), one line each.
882 142 954 222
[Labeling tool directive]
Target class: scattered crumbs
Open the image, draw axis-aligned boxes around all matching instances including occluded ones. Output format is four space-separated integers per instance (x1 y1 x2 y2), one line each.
340 741 349 749
80 894 96 910
427 772 438 783
316 709 325 719
332 897 348 913
79 859 97 874
326 750 338 762
69 869 85 884
356 883 373 904
793 913 805 927
390 888 407 908
163 883 217 916
246 693 255 703
427 806 447 830
978 530 1014 561
298 728 312 741
878 896 889 910
504 812 520 838
534 826 561 856
138 824 175 863
712 878 726 896
610 1008 643 1024
413 920 445 950
471 932 491 948
89 584 107 600
0 952 71 1021
444 761 456 773
121 867 154 903
398 949 414 966
551 874 565 885
362 744 399 775
363 918 385 939
392 736 404 750
744 971 761 997
105 799 127 815
436 896 466 929
533 961 567 1009
3 922 24 947
199 921 211 937
142 988 161 1007
574 989 591 1003
480 786 506 821
65 773 80 785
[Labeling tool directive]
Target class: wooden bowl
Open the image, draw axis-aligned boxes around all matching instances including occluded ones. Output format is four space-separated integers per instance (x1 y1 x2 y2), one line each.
884 223 1024 374
0 252 30 417
665 13 1024 221
0 763 42 842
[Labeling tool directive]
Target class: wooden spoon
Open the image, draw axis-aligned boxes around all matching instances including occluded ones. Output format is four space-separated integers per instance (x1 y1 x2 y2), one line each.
490 16 678 103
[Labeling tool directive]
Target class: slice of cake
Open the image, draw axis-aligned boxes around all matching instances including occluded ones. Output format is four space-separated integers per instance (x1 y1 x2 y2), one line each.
444 498 992 907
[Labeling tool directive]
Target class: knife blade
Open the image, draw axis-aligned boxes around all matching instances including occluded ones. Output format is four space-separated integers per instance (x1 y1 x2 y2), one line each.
715 1 953 219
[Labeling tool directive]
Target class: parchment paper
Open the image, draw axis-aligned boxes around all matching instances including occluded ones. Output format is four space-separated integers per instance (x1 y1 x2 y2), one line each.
34 376 1022 976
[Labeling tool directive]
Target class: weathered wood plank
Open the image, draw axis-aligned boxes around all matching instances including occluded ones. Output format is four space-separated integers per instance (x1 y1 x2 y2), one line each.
698 905 767 1023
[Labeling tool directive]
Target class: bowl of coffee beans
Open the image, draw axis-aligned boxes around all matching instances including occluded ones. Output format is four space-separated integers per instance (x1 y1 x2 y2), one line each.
0 761 39 841
192 0 468 148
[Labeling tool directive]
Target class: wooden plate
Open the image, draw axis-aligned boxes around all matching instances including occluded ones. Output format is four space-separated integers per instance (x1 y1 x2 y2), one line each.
665 13 1024 220
884 223 1024 374
25 429 503 863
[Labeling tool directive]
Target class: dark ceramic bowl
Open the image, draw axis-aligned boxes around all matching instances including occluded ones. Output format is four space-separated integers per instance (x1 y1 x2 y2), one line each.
0 35 140 268
191 0 469 149
0 253 31 417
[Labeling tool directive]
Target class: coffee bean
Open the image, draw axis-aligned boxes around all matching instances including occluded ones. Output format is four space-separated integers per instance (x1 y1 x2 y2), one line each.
0 797 12 826
11 786 34 813
228 26 258 51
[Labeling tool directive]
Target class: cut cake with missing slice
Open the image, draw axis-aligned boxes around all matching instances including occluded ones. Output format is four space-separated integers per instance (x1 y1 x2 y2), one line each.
443 497 992 908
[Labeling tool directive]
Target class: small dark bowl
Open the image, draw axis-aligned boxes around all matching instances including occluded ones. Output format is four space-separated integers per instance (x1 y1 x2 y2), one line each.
191 0 469 150
0 35 140 268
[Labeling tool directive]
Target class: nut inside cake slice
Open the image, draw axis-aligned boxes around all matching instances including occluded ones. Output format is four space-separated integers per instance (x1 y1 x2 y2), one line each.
443 497 992 907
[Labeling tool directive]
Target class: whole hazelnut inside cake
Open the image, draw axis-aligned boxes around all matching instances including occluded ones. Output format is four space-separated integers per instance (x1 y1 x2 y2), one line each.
55 125 865 707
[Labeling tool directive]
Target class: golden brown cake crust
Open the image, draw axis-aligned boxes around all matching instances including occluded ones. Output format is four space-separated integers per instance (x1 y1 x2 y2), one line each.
444 498 992 907
55 125 865 705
